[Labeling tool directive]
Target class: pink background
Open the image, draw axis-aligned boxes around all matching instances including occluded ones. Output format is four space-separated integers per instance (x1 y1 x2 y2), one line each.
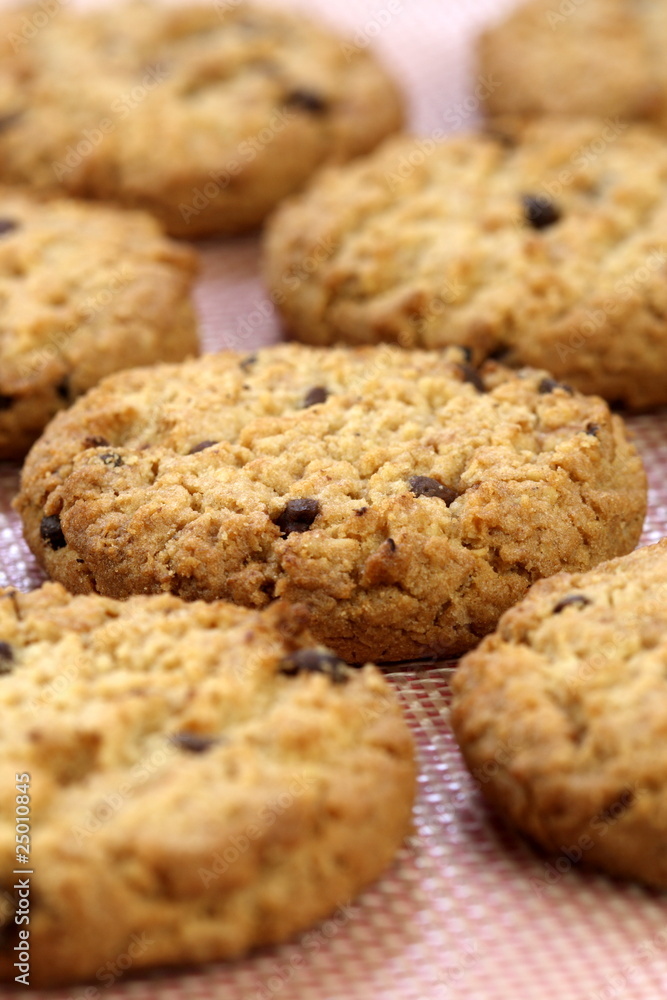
1 1 667 997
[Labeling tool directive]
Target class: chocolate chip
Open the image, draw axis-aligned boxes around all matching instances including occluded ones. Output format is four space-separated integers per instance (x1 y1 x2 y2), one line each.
239 354 257 371
355 507 368 516
55 376 70 402
279 649 349 684
408 476 457 506
170 732 219 753
188 440 218 455
538 377 573 395
40 515 67 550
0 394 14 411
285 89 329 114
0 112 22 133
0 642 14 674
273 498 319 537
303 386 329 408
553 594 592 614
99 452 123 467
459 346 474 363
523 194 562 230
585 423 600 437
386 537 396 552
0 219 18 237
458 363 486 393
83 436 109 448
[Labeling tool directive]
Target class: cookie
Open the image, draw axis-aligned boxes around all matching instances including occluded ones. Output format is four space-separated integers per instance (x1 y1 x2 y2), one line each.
478 0 667 128
0 1 403 238
265 119 667 410
15 344 646 663
0 188 198 461
451 540 667 891
0 581 414 987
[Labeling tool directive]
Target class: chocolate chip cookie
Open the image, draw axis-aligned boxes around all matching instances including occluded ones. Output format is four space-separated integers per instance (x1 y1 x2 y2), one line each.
0 1 403 237
451 539 667 891
265 119 667 409
0 581 414 987
15 344 647 662
0 188 198 460
478 0 667 128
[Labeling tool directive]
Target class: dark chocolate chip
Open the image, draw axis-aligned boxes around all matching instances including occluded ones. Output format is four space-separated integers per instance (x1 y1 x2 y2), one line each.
40 515 67 550
99 452 123 467
279 649 349 684
83 436 110 448
188 440 218 455
538 377 573 395
0 219 18 237
355 507 368 516
458 363 486 393
585 423 600 437
240 354 257 371
273 498 320 537
170 732 219 753
285 89 329 114
55 376 70 402
459 346 474 363
386 537 397 552
0 112 22 133
303 386 329 408
408 476 457 506
523 194 562 230
0 394 14 411
553 594 592 614
0 642 14 674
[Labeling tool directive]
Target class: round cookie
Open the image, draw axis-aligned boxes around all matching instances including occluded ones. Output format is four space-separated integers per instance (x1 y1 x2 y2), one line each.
0 189 198 461
451 540 667 891
478 0 667 128
0 582 415 987
265 119 667 410
15 344 647 663
0 1 403 237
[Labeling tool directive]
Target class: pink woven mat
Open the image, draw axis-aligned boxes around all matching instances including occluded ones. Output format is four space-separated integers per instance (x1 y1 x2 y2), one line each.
2 0 667 996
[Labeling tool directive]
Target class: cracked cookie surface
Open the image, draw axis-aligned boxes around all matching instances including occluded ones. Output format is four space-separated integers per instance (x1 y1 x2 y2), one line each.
0 1 403 237
265 120 667 409
0 188 198 460
478 0 667 128
16 344 647 662
451 540 667 891
0 582 415 987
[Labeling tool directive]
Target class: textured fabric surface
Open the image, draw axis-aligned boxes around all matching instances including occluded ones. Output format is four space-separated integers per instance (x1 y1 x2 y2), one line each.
1 0 667 996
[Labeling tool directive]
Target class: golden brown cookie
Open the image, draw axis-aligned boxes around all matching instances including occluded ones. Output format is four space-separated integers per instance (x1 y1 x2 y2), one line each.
451 540 667 891
0 188 198 460
0 582 415 987
0 1 403 237
478 0 667 127
265 120 667 409
15 344 647 662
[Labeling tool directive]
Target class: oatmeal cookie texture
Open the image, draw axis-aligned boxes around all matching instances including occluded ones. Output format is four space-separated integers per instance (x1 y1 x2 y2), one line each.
0 189 198 460
0 583 414 987
478 0 667 127
265 119 667 409
451 540 667 891
16 344 647 663
0 1 403 237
